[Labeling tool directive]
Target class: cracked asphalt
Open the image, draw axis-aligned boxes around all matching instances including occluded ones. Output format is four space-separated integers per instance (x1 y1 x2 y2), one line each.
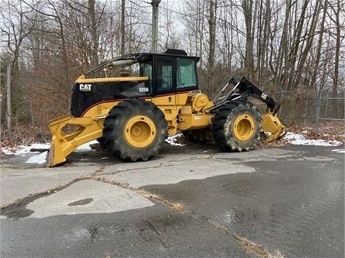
0 142 344 258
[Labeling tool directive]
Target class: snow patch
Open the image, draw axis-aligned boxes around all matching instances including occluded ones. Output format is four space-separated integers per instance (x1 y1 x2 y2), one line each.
332 149 345 154
75 140 98 152
2 143 50 155
25 151 48 164
283 132 343 147
165 134 184 146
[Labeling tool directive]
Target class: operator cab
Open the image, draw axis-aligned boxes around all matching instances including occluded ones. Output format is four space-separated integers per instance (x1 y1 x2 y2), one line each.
142 49 200 96
70 49 199 117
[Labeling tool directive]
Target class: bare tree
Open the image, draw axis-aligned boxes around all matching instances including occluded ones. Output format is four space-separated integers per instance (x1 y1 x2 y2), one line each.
206 0 217 87
0 1 37 133
292 1 321 88
328 0 345 97
241 0 255 77
159 0 180 50
183 0 206 63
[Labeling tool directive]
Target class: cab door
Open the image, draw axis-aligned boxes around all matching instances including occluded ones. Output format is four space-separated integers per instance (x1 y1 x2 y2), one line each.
152 56 179 135
153 57 175 96
152 56 177 106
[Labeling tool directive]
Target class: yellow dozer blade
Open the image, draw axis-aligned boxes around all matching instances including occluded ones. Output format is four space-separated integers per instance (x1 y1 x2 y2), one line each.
261 112 286 142
48 115 103 167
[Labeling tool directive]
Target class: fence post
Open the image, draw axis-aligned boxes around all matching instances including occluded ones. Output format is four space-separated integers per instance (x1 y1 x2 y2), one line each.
304 98 308 127
324 91 329 120
315 90 322 133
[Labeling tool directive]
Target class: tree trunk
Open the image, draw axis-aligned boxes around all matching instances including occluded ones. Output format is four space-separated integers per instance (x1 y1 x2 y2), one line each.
332 0 341 97
293 1 321 88
89 0 99 65
121 0 125 56
286 0 310 90
310 0 327 90
242 0 254 77
207 0 217 91
274 0 293 89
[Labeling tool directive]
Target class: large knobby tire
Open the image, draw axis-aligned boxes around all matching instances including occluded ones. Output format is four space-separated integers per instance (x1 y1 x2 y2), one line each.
212 100 262 151
103 99 168 161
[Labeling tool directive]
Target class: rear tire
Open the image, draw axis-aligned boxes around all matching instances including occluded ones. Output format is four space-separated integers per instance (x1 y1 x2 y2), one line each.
212 100 261 151
103 99 168 161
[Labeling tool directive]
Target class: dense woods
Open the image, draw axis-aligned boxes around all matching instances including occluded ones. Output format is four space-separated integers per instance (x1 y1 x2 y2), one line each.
0 0 344 143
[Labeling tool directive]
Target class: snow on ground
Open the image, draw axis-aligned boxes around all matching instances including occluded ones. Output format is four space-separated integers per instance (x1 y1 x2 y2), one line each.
1 132 344 165
284 132 343 147
165 134 184 146
332 149 345 154
25 151 48 164
75 140 98 152
2 143 51 156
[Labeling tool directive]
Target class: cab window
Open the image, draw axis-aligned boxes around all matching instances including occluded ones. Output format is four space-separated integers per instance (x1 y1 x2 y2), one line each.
156 60 173 93
140 61 152 94
141 62 152 78
177 58 197 89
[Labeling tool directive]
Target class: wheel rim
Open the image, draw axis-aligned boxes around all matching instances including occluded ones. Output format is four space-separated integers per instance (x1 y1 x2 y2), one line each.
233 114 256 141
124 116 156 148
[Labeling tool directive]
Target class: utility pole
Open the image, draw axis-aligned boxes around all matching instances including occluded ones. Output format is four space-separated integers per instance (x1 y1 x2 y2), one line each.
6 63 11 140
151 0 161 53
88 0 99 66
0 60 2 141
120 0 125 56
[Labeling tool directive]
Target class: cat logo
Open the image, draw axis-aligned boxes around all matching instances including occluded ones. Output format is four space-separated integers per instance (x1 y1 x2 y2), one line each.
79 84 92 92
261 92 268 100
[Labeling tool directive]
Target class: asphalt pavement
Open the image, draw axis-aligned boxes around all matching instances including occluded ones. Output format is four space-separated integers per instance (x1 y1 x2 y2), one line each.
0 143 344 258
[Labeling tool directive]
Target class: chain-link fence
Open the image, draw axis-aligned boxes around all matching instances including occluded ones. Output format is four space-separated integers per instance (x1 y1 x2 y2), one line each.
304 97 344 132
277 93 344 133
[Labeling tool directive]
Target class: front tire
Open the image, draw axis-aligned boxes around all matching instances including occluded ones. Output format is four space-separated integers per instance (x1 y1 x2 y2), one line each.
103 99 168 161
212 100 262 151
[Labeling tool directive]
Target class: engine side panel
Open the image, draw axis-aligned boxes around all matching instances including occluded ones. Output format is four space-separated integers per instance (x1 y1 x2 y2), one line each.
71 80 150 117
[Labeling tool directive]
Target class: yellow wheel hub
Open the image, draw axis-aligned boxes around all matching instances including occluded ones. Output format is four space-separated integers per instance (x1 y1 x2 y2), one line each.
124 115 156 148
233 114 256 141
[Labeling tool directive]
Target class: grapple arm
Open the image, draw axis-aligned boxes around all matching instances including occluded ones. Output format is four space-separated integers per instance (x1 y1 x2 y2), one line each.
229 77 280 114
229 77 285 142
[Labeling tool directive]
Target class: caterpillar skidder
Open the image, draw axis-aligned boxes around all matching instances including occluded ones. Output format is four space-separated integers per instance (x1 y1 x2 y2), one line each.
48 49 285 167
